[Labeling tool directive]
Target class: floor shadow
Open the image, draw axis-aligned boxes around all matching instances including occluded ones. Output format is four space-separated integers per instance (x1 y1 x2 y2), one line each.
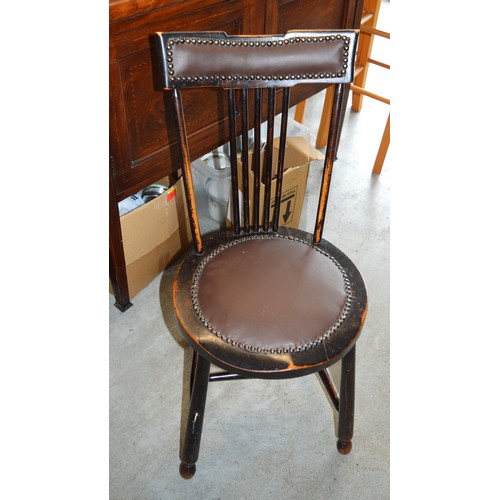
159 257 188 349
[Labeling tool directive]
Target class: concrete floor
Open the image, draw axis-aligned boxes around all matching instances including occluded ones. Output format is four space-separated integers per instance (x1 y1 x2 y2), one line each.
110 6 390 498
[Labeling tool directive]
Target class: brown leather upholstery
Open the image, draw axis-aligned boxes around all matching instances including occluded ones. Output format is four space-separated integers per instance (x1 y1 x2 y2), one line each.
195 237 349 351
152 31 358 89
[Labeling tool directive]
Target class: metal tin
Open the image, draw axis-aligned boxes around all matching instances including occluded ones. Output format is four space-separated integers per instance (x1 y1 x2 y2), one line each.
140 183 169 203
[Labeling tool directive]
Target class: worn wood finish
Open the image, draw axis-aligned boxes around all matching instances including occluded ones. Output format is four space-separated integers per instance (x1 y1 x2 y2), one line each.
173 227 367 379
170 89 203 254
109 0 363 309
209 371 248 382
314 83 346 244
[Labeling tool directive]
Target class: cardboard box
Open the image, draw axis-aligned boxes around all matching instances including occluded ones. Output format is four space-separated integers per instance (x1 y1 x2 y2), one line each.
114 175 192 299
230 136 324 228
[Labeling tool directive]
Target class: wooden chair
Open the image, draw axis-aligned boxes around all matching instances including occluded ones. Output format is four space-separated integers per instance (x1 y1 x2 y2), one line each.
150 29 368 479
295 0 390 174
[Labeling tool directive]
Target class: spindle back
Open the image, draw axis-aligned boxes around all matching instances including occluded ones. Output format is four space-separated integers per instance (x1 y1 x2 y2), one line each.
150 30 359 254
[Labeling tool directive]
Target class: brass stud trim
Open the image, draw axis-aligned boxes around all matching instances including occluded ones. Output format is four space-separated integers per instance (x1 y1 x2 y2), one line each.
165 33 354 86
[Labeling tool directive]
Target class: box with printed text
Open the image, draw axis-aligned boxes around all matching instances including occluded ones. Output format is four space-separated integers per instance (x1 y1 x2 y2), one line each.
230 136 325 228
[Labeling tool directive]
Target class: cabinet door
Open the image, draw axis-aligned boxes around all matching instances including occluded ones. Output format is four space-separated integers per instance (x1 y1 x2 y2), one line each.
110 0 264 199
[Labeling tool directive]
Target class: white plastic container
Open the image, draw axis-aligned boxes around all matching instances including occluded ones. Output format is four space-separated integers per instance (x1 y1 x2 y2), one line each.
191 117 311 224
192 151 231 224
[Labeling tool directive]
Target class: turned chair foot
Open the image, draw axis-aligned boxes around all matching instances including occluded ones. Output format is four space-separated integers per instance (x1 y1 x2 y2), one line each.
337 439 352 454
179 462 196 479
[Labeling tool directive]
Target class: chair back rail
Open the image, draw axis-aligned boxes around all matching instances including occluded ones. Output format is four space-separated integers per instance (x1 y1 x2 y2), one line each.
262 87 276 232
151 31 358 90
240 88 250 233
151 30 358 250
227 89 240 235
252 88 262 232
273 87 290 232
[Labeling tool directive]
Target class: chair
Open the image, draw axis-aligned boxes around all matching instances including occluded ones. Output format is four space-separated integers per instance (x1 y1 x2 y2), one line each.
295 0 390 173
150 29 368 479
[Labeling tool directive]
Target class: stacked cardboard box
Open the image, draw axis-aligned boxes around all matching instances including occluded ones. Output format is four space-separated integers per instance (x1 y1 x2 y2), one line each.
115 175 192 299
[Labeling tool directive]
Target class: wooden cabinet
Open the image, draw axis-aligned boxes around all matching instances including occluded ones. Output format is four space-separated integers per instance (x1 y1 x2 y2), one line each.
110 0 363 310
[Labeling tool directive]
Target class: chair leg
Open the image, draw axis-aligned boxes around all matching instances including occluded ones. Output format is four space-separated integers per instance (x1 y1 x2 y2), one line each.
179 352 211 479
337 345 356 454
315 85 335 148
294 99 307 124
372 113 390 174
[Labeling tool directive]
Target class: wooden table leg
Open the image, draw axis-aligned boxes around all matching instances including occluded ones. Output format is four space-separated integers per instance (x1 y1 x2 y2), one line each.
109 167 132 312
294 99 307 124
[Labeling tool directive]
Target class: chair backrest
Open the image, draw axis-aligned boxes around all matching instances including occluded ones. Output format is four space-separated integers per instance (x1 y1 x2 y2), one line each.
150 30 359 255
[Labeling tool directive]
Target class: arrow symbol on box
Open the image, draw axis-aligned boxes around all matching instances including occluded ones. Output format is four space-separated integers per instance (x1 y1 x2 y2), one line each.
283 199 292 223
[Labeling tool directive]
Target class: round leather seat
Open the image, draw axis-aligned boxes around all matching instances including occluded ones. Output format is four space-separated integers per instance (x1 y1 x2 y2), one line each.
192 235 352 353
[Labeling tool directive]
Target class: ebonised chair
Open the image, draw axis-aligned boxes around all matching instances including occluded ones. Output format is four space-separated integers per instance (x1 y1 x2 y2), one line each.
150 29 368 479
